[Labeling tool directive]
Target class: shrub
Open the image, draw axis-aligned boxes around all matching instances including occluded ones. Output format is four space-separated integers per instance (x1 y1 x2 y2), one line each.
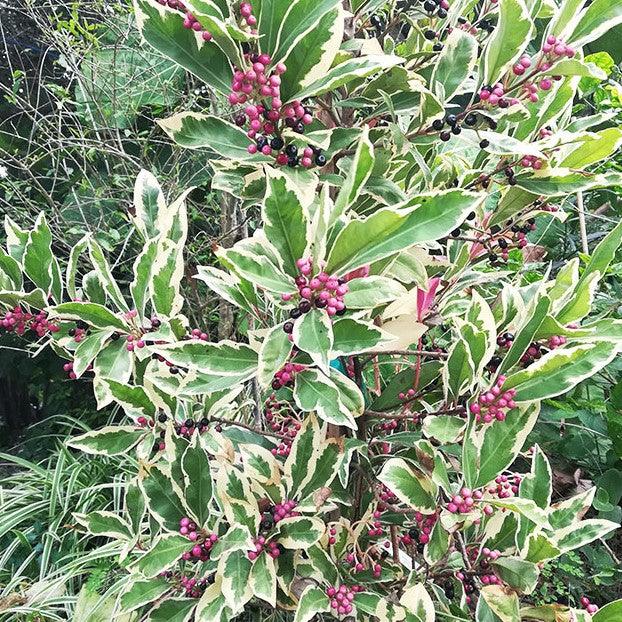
2 0 622 620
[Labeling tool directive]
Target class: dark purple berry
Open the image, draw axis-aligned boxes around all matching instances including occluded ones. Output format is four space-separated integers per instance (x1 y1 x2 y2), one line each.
285 144 297 156
299 301 312 313
315 153 327 166
432 119 444 130
440 131 451 141
271 137 284 149
290 308 302 319
283 321 294 334
158 413 168 423
424 29 436 40
465 114 477 126
479 139 490 149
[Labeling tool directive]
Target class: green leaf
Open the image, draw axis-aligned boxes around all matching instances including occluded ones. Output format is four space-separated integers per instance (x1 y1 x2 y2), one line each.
88 239 129 312
68 426 144 456
499 295 551 373
478 586 520 622
422 415 465 444
275 516 325 548
134 0 232 95
284 414 323 496
593 600 622 622
219 549 253 611
210 524 254 561
219 247 294 293
293 585 331 622
148 598 196 622
332 318 393 355
136 534 190 578
258 324 293 387
0 248 22 289
524 533 561 563
492 558 539 594
343 275 407 309
50 302 128 331
377 458 438 512
158 113 269 162
130 239 159 320
325 190 482 275
133 169 167 240
262 169 308 277
120 578 169 613
431 29 478 102
482 0 534 85
444 336 474 399
22 213 53 295
278 7 343 102
331 126 375 226
505 342 620 402
94 338 133 383
182 434 213 528
561 128 622 169
140 465 186 531
293 309 333 373
73 331 114 377
568 0 622 46
75 510 133 540
552 519 619 553
294 368 357 429
272 0 343 64
292 54 403 101
153 340 258 377
249 552 277 607
463 404 540 488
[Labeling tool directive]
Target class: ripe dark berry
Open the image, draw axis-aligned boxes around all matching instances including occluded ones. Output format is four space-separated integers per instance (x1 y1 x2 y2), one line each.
423 0 436 11
451 125 462 135
467 211 475 220
294 122 305 134
424 29 436 40
408 528 419 539
498 238 508 249
433 43 443 51
234 114 246 126
299 301 312 313
151 317 161 328
158 413 168 423
256 136 267 149
287 157 299 168
488 119 498 130
499 98 509 109
272 379 281 390
170 366 179 374
437 8 447 17
432 119 444 130
504 167 514 178
185 419 195 428
314 153 327 166
76 321 88 330
283 321 294 334
440 131 451 141
451 228 461 237
508 177 517 185
490 225 501 234
200 417 209 426
465 113 477 126
446 114 457 126
488 253 497 262
290 308 302 319
271 137 284 150
370 14 382 27
458 16 467 24
315 298 327 309
479 139 490 149
68 328 76 337
111 332 120 340
336 308 347 316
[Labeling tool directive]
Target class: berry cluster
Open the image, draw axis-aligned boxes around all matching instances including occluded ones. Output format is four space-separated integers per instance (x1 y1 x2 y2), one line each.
580 596 599 615
487 474 521 499
62 360 93 380
447 487 482 514
0 306 59 338
328 525 337 545
456 571 477 605
479 83 519 108
179 574 212 598
271 499 299 523
189 327 209 341
422 0 449 17
405 511 438 547
469 375 517 424
265 394 301 456
282 258 349 323
271 362 306 390
542 35 575 59
238 1 257 29
248 537 282 560
367 509 384 537
178 517 219 562
519 154 544 170
326 585 361 616
155 0 213 41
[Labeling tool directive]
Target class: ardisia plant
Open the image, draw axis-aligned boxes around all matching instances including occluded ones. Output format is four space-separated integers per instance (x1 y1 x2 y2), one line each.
3 0 622 620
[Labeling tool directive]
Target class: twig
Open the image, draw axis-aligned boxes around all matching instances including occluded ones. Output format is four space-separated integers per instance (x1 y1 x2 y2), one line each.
210 416 287 441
